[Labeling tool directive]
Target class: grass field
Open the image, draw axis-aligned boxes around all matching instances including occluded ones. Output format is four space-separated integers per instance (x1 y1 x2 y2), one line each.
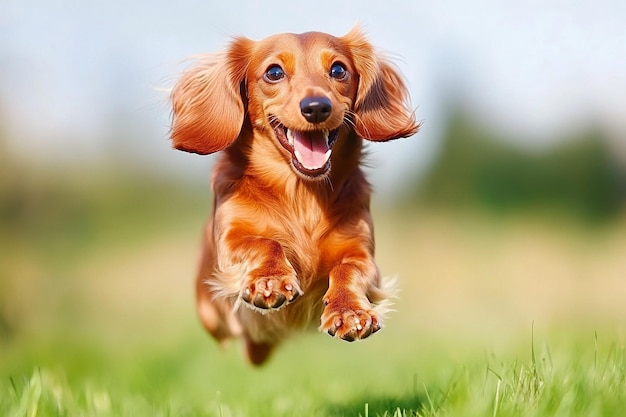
1 193 625 416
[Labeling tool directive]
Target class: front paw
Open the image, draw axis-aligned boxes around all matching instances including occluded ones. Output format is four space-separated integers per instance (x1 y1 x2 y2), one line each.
241 274 302 312
320 298 381 342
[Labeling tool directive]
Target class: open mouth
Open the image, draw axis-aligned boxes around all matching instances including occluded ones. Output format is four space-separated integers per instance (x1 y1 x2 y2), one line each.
271 118 340 177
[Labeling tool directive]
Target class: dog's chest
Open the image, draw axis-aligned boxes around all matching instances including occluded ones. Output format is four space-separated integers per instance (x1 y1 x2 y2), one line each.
275 196 332 278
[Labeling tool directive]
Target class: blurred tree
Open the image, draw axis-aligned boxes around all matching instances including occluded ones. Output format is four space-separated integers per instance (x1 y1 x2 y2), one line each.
407 110 626 222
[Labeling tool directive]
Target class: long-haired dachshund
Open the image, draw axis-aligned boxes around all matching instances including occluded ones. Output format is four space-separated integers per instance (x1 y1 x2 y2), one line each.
170 27 419 365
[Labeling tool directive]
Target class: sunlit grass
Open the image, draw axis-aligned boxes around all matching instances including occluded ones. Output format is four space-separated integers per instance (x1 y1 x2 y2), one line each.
1 173 625 416
2 328 624 416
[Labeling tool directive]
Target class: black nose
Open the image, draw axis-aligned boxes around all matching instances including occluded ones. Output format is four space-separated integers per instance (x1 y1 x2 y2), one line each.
300 97 332 123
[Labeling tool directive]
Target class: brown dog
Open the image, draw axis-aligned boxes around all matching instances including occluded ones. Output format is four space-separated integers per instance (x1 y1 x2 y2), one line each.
170 27 419 365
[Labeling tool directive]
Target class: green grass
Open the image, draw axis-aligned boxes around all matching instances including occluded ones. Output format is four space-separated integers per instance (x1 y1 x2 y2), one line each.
2 327 625 416
1 172 625 416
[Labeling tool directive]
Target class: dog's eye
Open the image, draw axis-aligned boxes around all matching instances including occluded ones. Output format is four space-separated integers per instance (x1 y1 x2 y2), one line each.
329 62 348 80
264 65 286 83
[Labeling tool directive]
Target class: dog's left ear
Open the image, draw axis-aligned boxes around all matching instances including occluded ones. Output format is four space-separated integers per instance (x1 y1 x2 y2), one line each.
342 27 420 141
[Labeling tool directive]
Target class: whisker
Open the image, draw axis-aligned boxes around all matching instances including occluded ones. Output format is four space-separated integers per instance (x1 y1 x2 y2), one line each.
268 114 281 127
323 174 334 192
343 113 357 130
346 111 373 139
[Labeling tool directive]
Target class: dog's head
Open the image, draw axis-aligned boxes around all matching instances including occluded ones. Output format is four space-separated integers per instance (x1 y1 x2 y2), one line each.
170 27 419 179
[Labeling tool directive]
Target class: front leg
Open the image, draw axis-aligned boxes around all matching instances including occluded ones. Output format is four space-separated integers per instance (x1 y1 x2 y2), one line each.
240 237 302 311
217 229 302 312
320 253 389 341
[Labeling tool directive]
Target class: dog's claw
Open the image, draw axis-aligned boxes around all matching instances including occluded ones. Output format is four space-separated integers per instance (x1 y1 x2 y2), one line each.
327 318 342 337
241 276 302 312
271 293 287 309
371 318 381 334
253 295 269 309
341 331 356 342
321 303 381 342
242 288 252 304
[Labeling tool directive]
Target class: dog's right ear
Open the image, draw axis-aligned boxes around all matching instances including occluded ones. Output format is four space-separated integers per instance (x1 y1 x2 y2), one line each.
170 37 253 154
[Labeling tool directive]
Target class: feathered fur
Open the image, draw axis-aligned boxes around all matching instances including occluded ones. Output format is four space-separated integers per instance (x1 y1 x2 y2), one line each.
170 27 419 365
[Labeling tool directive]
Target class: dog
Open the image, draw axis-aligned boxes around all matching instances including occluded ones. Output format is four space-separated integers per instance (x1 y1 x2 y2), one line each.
169 27 419 365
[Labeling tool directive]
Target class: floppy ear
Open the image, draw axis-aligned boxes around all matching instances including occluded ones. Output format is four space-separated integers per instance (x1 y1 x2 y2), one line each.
342 27 420 141
170 38 253 154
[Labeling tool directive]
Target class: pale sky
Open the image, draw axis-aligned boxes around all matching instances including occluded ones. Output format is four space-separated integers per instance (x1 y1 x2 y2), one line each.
2 0 625 191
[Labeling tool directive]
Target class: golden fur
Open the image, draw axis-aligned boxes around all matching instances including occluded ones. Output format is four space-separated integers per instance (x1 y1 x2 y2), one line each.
170 27 419 365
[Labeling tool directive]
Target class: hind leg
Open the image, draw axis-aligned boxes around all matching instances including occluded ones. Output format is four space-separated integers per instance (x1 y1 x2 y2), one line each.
197 275 241 343
244 336 274 365
196 221 241 343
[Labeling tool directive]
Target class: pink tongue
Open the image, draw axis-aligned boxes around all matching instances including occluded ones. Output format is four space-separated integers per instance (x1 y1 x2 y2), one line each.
292 130 329 169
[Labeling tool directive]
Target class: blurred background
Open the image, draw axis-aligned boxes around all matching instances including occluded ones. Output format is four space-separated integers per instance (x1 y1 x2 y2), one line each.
1 0 625 383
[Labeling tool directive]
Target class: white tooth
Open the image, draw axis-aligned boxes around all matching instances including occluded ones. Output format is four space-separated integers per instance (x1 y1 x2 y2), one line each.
294 150 304 163
287 129 294 145
324 149 332 162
